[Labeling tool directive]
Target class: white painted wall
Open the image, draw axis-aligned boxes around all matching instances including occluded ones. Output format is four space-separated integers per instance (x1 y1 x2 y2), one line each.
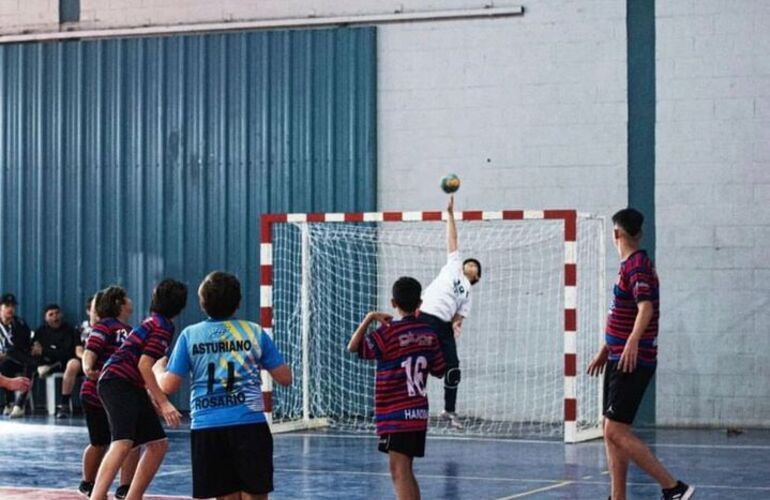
0 0 57 34
656 0 770 427
378 1 627 215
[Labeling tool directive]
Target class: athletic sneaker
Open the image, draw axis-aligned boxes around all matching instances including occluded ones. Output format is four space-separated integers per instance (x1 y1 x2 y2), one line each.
55 405 70 419
661 480 694 500
115 483 131 499
8 405 24 418
440 410 463 429
77 480 94 498
3 403 12 416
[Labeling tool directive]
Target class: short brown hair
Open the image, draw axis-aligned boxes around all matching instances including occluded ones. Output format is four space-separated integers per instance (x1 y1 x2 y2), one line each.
96 286 128 319
198 271 241 319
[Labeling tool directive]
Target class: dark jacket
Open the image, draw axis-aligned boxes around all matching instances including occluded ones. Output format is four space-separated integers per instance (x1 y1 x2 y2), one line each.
33 322 79 364
0 316 34 365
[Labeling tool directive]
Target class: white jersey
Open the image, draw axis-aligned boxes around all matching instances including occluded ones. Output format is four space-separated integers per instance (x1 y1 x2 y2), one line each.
421 251 472 322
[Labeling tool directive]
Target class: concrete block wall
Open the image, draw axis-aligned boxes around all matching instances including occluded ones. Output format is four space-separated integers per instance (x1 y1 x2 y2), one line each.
0 0 57 33
656 0 770 427
378 0 628 215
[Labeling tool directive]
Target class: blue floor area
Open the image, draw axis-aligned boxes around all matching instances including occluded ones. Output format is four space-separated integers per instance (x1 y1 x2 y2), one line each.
1 416 769 499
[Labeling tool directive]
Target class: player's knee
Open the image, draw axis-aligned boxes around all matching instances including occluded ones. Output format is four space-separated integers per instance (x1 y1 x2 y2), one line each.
145 438 169 453
444 367 461 388
388 454 411 481
66 358 80 373
603 420 629 446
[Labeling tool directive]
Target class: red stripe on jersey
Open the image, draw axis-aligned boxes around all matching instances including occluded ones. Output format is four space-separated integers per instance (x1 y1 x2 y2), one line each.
358 317 446 435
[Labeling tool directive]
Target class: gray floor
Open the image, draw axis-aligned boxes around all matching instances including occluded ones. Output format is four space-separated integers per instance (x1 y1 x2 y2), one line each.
1 416 768 498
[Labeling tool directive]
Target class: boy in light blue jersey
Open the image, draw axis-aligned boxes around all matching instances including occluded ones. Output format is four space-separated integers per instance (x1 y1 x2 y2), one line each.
155 271 292 500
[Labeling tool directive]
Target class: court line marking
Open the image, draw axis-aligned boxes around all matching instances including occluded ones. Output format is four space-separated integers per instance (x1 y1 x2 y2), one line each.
492 480 575 499
0 486 191 499
277 431 770 451
2 468 770 493
6 422 770 450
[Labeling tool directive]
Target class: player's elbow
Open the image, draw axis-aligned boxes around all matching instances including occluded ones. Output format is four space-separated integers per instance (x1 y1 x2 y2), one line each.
270 365 292 386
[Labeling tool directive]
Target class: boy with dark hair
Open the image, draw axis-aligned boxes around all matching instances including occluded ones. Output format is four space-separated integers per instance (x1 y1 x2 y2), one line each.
90 279 188 500
32 303 81 418
348 276 446 500
80 288 139 499
154 271 292 500
587 208 693 500
419 196 480 429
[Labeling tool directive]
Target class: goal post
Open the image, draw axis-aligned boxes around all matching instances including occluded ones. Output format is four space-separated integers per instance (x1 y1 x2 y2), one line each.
259 209 605 443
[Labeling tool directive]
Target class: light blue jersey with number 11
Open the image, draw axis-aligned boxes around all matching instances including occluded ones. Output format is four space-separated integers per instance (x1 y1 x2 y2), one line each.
167 319 285 430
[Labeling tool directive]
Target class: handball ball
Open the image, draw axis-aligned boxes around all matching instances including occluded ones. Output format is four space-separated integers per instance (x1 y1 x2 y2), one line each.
440 174 461 193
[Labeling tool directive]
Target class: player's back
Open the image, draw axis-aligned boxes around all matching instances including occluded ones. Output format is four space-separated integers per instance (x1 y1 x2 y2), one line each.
171 319 279 430
101 313 174 387
366 316 446 434
81 318 131 406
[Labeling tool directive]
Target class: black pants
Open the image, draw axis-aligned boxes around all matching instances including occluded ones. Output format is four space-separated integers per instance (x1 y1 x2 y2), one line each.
0 354 35 406
417 312 459 413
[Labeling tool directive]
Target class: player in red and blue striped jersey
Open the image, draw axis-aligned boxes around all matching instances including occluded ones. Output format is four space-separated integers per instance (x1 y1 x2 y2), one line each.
90 279 188 500
587 208 693 500
348 276 445 500
79 287 139 499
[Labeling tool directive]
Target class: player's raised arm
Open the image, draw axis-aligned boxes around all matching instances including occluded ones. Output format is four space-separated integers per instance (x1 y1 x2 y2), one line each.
446 195 458 254
347 312 392 353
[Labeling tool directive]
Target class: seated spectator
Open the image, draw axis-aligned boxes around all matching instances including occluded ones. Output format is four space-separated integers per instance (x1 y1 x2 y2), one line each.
34 304 81 418
0 293 35 418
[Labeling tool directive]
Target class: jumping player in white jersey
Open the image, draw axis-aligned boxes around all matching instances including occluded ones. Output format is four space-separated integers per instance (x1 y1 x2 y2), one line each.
418 195 481 429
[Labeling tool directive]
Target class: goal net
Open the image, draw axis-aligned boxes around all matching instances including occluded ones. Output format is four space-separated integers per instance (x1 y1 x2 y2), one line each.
261 210 605 442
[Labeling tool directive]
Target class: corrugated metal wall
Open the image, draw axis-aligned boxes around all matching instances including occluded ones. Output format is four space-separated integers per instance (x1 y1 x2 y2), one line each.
0 28 377 406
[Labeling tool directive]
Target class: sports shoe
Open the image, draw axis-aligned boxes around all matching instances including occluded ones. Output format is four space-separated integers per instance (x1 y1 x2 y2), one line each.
78 480 94 498
661 480 694 500
115 483 131 499
55 405 70 419
440 410 464 429
3 403 12 416
8 405 24 418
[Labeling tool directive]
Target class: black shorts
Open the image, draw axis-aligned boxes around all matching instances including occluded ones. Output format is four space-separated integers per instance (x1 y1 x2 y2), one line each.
83 401 111 447
98 378 166 446
417 313 459 367
603 360 655 425
378 430 426 458
191 422 273 498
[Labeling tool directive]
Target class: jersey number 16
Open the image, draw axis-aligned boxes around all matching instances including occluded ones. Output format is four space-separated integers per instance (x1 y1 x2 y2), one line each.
401 356 428 397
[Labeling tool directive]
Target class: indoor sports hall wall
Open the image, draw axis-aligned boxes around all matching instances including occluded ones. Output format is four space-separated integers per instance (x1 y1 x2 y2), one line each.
0 27 377 407
2 0 768 429
654 0 770 427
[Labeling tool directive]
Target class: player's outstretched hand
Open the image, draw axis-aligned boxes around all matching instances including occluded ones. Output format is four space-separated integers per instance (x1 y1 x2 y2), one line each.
368 311 393 326
160 400 182 428
586 347 608 377
618 339 638 373
447 195 454 214
5 376 31 392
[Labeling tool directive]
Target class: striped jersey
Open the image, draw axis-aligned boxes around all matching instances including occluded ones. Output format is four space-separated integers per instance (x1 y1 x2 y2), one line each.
605 250 660 366
100 313 175 388
167 319 285 430
80 318 132 407
359 315 446 435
